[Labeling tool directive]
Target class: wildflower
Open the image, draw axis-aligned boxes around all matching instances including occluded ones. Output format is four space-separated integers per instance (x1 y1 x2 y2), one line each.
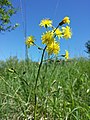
25 36 35 48
65 50 69 59
62 16 70 24
46 41 60 55
62 26 72 39
54 28 62 39
41 31 54 45
39 19 52 28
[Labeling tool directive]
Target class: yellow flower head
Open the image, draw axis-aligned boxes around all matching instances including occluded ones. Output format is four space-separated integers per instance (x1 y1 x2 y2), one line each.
25 36 35 48
62 16 70 24
41 31 54 45
54 28 62 39
39 19 52 28
62 26 72 39
65 50 69 59
46 41 60 55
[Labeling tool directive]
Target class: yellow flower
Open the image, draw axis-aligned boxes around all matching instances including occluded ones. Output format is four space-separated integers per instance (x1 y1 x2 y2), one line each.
39 19 52 28
46 41 60 55
41 31 54 45
25 36 35 48
62 16 70 24
54 28 62 39
65 50 69 59
62 26 72 39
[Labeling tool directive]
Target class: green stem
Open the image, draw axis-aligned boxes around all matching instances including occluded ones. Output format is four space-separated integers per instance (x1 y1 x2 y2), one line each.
53 20 63 33
34 46 47 120
34 43 43 50
53 24 60 33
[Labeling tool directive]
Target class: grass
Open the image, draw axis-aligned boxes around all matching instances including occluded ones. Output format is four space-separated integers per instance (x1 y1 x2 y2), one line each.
0 56 90 120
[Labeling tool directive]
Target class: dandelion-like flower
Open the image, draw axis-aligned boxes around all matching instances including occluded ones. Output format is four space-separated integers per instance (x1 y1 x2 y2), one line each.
54 28 62 39
65 50 69 59
25 36 35 48
62 26 72 39
41 31 54 45
46 41 60 55
62 16 70 24
39 19 52 28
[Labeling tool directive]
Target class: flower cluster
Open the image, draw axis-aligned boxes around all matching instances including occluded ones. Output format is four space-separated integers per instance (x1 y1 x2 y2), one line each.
25 16 72 59
40 16 72 58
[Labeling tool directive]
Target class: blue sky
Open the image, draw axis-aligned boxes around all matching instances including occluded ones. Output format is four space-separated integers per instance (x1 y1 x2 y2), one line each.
0 0 90 61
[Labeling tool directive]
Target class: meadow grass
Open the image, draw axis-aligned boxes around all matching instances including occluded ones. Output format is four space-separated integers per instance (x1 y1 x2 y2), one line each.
0 57 90 120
